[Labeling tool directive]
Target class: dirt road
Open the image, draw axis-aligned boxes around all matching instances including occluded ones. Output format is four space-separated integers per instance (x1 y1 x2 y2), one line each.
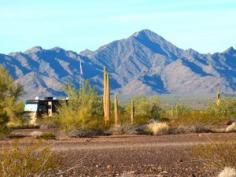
50 133 236 177
50 133 233 151
1 133 236 176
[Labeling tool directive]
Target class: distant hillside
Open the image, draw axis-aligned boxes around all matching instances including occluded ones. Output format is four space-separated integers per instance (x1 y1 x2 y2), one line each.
0 29 236 99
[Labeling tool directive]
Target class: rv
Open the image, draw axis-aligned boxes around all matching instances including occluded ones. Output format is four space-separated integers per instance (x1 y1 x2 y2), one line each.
23 97 67 125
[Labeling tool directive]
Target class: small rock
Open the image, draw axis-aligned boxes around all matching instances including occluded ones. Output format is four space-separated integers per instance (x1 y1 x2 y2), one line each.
161 171 168 174
30 131 43 137
127 171 135 174
218 167 236 177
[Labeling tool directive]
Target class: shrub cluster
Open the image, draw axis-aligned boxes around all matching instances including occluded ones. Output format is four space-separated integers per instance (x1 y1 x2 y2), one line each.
123 96 163 125
56 81 104 133
0 65 23 136
168 98 236 133
0 141 62 177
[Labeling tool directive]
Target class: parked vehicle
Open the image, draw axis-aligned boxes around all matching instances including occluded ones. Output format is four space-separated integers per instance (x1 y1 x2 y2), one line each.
23 97 68 125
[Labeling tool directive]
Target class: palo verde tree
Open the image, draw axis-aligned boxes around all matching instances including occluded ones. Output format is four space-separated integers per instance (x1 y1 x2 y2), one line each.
0 65 23 133
57 80 103 131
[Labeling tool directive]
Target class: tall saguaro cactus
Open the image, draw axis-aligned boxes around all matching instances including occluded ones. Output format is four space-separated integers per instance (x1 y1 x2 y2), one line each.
114 95 119 126
130 99 134 124
103 67 110 124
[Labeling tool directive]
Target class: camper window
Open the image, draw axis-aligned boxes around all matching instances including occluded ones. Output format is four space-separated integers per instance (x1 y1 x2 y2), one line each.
24 103 38 112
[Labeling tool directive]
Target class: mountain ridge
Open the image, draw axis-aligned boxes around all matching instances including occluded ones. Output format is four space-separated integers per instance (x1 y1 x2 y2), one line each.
0 29 236 99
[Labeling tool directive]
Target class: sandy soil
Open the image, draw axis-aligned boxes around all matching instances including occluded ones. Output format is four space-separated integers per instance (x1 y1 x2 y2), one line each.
1 133 236 177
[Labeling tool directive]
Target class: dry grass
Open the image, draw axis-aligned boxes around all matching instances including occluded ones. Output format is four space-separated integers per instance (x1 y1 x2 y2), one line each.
0 141 62 177
147 121 169 135
170 110 228 133
192 140 236 171
226 122 236 133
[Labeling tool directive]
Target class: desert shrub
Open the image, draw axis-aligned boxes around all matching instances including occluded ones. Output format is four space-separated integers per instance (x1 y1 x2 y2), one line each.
170 108 232 133
0 112 9 138
207 98 236 119
0 65 23 135
0 141 62 177
9 124 40 130
192 141 236 171
110 123 137 135
38 132 56 140
124 96 162 125
149 96 163 120
226 122 236 132
57 80 104 133
7 117 27 129
172 111 214 126
38 115 59 129
146 121 169 135
167 103 192 119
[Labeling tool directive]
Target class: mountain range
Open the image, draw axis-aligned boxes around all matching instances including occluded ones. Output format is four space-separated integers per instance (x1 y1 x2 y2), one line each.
0 29 236 99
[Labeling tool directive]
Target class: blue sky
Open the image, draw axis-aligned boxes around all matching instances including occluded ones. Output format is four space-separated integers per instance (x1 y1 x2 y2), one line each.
0 0 235 54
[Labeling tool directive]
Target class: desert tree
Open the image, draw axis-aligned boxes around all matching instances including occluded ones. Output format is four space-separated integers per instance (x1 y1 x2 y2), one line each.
57 80 103 131
0 65 23 133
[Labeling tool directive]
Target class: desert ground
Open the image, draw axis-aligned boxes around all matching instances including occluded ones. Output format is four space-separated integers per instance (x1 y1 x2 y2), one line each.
1 131 236 177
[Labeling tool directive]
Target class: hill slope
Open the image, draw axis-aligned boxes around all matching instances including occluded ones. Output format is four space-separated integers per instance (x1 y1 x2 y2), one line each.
0 29 236 99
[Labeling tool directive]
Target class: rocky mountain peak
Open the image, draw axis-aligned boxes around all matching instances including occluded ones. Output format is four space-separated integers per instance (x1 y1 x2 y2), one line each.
0 29 236 99
25 46 43 53
132 29 166 43
224 47 236 54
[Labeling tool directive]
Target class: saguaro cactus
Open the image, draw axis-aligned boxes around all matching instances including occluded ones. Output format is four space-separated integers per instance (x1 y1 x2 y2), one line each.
130 99 134 124
114 95 119 127
103 67 110 124
216 89 221 106
103 67 107 119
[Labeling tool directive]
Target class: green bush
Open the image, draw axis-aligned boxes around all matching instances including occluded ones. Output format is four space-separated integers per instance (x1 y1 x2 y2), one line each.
172 111 212 126
38 132 56 140
38 115 59 129
0 65 23 135
57 80 104 132
169 99 236 133
207 98 236 119
167 103 192 119
170 111 216 133
124 96 162 125
0 112 9 137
